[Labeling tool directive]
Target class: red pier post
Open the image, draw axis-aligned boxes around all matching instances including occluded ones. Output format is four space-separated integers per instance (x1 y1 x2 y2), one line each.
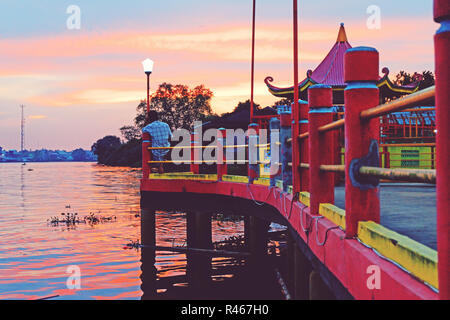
434 0 450 300
299 100 309 192
190 133 200 174
248 123 260 183
217 128 227 181
344 47 381 238
308 85 334 215
142 132 151 179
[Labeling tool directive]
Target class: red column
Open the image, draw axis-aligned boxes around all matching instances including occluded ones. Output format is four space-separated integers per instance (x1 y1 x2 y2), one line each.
248 123 260 183
308 85 334 215
142 132 151 179
217 128 227 181
344 47 381 238
299 100 309 191
190 133 200 174
434 0 450 300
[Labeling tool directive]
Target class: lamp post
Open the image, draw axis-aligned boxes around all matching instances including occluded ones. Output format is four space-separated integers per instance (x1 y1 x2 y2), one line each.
142 58 154 114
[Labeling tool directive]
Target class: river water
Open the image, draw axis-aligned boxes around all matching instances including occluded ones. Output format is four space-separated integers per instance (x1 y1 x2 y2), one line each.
0 162 249 300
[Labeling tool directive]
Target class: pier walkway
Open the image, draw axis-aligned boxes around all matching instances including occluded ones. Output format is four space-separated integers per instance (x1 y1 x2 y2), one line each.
139 2 448 300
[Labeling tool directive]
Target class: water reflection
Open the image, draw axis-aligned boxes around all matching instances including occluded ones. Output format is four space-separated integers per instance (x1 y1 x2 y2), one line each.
0 163 246 300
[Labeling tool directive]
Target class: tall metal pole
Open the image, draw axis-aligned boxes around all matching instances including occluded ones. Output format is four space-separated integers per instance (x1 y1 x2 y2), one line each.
20 105 25 153
292 0 301 195
146 72 151 115
250 0 256 123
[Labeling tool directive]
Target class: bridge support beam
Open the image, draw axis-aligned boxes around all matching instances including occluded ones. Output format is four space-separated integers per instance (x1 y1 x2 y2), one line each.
309 270 333 300
344 47 381 238
186 212 212 290
247 216 269 268
294 244 311 300
434 0 450 300
140 207 156 299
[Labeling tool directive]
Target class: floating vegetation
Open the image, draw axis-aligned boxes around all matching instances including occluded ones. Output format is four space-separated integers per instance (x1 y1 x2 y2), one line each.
214 235 246 251
48 211 117 227
124 239 141 250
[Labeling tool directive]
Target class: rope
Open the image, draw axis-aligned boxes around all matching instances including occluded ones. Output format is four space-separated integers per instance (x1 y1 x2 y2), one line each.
313 216 340 246
299 205 311 233
246 184 273 206
288 192 299 220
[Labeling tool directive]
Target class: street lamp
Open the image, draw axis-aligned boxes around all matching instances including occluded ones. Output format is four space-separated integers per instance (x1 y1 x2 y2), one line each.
142 58 154 114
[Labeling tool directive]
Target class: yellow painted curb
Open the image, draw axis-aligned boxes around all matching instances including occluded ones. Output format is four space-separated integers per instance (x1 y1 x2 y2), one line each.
319 203 346 230
358 221 438 289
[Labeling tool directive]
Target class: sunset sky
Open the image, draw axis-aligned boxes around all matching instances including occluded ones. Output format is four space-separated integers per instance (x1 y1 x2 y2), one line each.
0 0 436 150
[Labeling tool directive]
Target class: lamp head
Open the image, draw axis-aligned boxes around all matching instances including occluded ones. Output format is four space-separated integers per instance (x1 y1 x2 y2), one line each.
142 58 154 74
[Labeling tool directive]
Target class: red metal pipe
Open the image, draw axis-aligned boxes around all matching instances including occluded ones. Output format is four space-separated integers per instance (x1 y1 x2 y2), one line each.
308 85 334 215
250 0 256 123
142 133 151 179
344 47 381 238
434 0 450 300
146 73 150 115
292 0 301 195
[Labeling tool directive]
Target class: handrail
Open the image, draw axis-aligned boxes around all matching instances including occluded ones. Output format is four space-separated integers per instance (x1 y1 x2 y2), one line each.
299 132 309 140
291 86 435 140
360 86 436 120
317 118 345 134
359 166 436 184
380 143 436 148
320 165 345 173
148 143 270 150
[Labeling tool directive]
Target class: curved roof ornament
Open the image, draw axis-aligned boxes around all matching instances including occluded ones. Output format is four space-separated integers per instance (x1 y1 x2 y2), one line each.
265 24 421 103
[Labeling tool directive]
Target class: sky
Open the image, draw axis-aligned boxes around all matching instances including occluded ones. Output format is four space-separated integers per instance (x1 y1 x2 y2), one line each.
0 0 437 150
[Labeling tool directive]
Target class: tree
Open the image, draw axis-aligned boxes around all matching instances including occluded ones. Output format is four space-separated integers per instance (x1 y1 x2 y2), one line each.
220 99 261 118
273 98 293 107
134 83 215 131
120 125 141 142
71 148 87 161
91 136 122 164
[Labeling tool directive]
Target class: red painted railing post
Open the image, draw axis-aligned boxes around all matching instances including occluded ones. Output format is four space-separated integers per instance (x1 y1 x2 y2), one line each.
142 132 151 179
190 133 200 174
299 100 309 192
308 85 334 215
434 0 450 300
217 128 227 181
344 47 381 238
248 123 260 183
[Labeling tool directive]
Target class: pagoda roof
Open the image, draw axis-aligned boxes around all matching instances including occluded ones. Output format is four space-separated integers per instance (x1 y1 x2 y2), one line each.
265 23 421 103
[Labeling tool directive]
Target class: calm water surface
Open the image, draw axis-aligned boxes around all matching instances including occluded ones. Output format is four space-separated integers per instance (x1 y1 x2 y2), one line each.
0 163 244 300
